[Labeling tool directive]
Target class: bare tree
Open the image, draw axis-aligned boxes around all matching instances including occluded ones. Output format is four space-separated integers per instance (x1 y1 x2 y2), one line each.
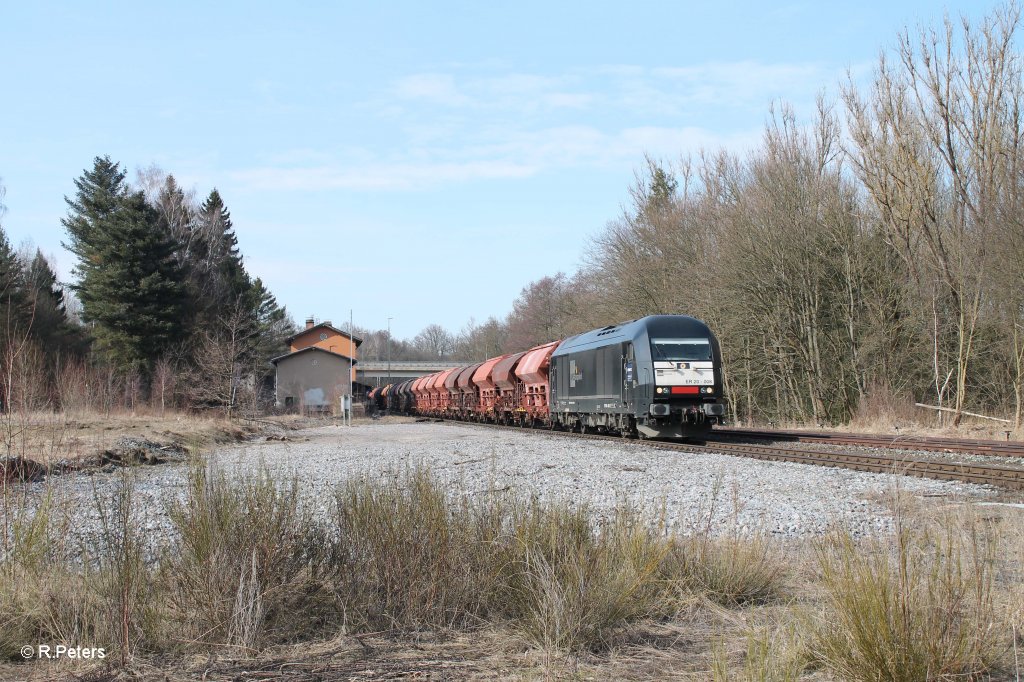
504 274 578 351
184 302 258 417
413 324 455 359
844 5 1024 424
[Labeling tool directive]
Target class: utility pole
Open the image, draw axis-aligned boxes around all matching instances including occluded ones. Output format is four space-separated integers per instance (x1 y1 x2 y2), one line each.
387 317 392 385
348 309 354 426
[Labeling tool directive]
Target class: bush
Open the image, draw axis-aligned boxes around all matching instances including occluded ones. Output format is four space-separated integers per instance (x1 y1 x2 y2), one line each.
662 533 785 606
164 461 330 650
813 514 999 681
330 469 671 651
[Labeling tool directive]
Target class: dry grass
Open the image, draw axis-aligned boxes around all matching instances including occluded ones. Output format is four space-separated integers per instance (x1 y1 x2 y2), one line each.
743 386 1024 440
1 462 1021 680
331 469 680 650
812 508 1001 681
848 389 1020 440
0 409 268 467
663 534 785 608
162 462 333 651
711 614 811 682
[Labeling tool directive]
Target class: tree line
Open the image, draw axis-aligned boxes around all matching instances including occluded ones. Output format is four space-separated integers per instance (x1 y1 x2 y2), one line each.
376 5 1024 429
0 157 294 415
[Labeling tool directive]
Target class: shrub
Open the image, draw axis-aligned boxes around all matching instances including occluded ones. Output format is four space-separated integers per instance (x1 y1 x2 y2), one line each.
164 461 329 650
662 533 785 606
813 514 999 681
331 469 671 651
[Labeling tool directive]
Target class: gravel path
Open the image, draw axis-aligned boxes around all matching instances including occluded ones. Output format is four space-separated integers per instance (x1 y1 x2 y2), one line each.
19 421 1000 553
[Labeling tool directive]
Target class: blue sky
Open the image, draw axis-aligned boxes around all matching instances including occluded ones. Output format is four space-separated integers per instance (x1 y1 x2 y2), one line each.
0 1 995 340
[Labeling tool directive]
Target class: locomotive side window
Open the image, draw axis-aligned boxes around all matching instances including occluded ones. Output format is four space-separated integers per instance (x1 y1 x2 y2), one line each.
650 338 712 362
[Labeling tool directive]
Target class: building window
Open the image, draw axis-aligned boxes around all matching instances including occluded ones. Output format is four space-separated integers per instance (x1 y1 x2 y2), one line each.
320 332 328 340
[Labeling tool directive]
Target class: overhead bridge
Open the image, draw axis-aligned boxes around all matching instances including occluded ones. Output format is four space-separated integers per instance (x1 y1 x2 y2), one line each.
357 360 470 386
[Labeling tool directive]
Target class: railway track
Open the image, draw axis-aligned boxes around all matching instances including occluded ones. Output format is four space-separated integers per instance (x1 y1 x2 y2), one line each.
710 427 1024 458
432 419 1024 491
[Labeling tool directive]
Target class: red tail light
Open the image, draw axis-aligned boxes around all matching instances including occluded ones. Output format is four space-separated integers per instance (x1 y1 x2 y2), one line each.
670 386 700 394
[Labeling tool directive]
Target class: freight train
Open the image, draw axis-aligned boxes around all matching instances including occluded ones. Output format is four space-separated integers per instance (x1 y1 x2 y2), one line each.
373 315 725 439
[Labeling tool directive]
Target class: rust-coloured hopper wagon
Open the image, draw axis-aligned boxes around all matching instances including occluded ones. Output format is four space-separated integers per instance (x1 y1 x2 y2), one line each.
434 368 459 414
442 367 463 415
395 379 415 414
455 363 483 417
427 371 451 415
515 340 561 424
492 351 528 424
472 355 509 421
412 375 432 412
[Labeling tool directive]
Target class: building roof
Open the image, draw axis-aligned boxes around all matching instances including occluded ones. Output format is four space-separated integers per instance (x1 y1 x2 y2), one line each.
270 345 358 365
286 322 363 346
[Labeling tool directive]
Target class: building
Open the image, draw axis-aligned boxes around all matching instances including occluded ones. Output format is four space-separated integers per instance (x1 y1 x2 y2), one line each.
271 317 363 412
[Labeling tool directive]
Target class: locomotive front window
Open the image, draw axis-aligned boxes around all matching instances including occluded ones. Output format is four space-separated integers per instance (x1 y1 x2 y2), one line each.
650 338 712 362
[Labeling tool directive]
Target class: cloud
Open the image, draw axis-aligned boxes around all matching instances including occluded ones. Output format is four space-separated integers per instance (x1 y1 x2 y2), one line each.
391 71 592 112
230 124 757 193
231 159 539 191
393 73 470 106
231 60 838 193
388 61 843 117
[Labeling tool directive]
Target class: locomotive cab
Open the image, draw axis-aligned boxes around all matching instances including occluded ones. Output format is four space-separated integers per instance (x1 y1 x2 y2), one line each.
644 336 724 436
551 315 725 440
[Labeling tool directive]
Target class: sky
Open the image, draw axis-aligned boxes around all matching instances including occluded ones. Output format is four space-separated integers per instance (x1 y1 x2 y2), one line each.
0 0 999 340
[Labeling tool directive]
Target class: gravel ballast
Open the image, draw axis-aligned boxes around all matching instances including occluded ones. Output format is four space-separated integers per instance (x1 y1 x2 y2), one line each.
20 421 1000 552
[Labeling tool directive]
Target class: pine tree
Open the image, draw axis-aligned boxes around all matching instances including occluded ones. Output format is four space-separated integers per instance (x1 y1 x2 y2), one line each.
63 158 187 375
153 175 198 267
0 227 26 339
24 250 82 355
62 156 126 271
251 277 292 361
200 189 250 302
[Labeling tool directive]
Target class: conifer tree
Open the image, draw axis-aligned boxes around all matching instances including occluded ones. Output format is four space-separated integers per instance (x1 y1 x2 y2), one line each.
0 179 27 336
200 189 250 303
251 277 292 361
0 227 26 338
62 156 126 269
24 250 81 354
63 158 187 375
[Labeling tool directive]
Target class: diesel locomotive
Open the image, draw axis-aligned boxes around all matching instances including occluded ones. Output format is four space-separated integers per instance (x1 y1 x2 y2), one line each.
382 314 725 439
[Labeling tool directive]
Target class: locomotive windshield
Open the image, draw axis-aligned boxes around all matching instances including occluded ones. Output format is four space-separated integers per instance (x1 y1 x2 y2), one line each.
650 338 712 362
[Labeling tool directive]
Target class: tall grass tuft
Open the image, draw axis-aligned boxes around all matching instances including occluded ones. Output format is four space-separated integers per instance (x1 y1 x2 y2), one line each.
662 533 785 606
330 468 500 630
89 470 150 663
0 486 59 659
511 504 669 651
813 511 999 681
712 625 807 682
659 474 786 606
1 473 156 663
331 469 673 651
164 461 328 650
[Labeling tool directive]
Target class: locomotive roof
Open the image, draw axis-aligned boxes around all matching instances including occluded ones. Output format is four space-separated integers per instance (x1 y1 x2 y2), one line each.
552 315 713 356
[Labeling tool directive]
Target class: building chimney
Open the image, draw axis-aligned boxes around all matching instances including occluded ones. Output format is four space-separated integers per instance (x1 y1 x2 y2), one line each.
323 320 331 327
305 317 315 329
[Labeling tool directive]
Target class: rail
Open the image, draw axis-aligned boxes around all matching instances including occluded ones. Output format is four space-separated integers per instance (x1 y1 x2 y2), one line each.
425 419 1024 491
709 427 1024 458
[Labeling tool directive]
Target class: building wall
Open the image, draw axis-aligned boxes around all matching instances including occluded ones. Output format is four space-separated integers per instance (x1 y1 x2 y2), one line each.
290 327 358 359
276 350 354 411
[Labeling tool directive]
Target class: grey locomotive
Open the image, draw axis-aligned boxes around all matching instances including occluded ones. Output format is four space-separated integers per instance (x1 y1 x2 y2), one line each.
549 315 725 439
